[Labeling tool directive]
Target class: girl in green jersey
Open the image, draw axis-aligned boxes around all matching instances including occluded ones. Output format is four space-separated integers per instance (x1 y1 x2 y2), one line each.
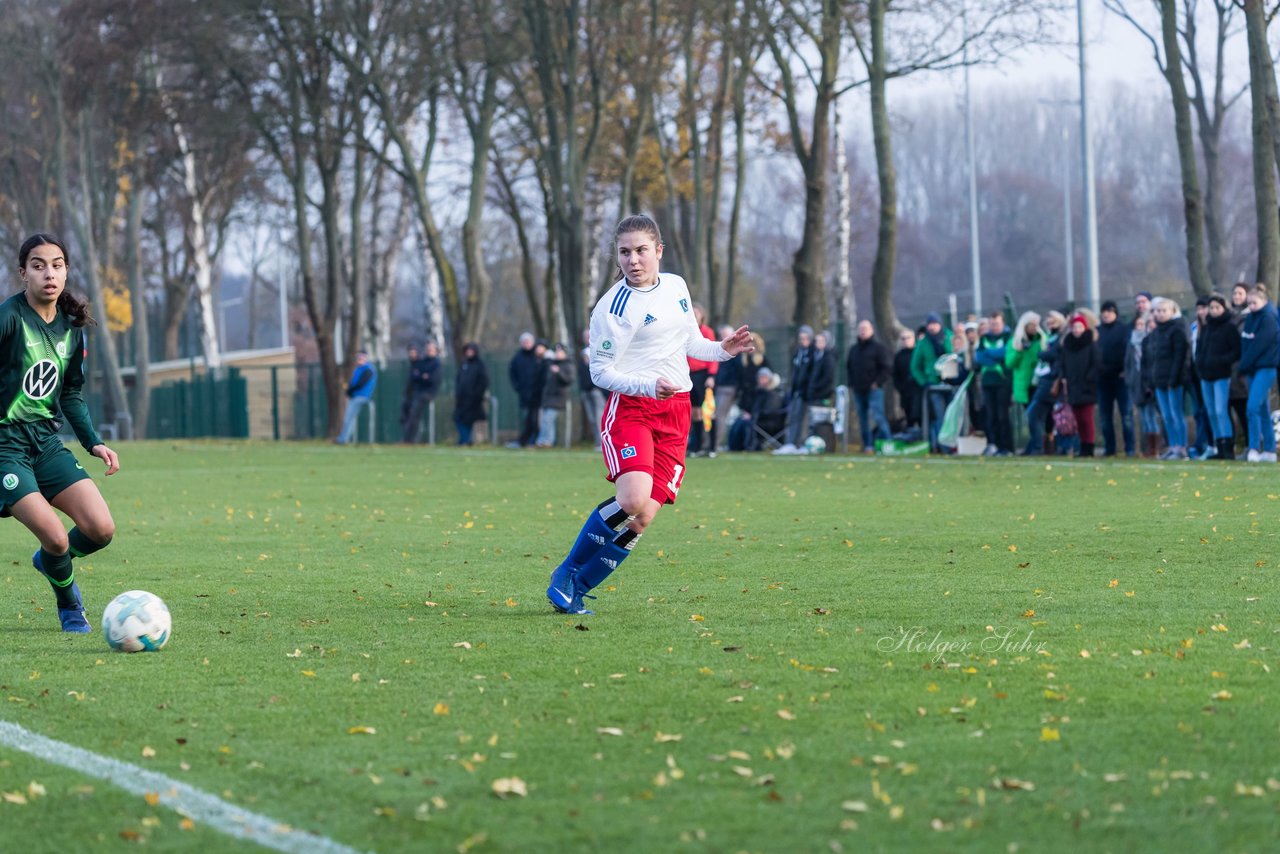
2 234 119 632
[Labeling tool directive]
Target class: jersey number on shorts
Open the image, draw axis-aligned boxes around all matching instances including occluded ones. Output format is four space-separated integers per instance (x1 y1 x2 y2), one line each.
667 464 686 496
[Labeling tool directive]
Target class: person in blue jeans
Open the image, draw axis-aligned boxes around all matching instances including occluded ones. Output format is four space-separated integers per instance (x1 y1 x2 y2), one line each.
1147 298 1190 460
1194 294 1240 460
1238 284 1279 462
845 319 893 452
336 350 378 444
1022 311 1065 455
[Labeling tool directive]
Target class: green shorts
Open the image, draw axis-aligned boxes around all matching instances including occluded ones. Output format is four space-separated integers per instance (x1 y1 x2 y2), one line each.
0 426 91 516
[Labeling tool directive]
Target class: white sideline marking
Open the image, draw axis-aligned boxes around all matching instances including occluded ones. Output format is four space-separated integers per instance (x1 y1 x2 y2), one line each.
0 720 364 854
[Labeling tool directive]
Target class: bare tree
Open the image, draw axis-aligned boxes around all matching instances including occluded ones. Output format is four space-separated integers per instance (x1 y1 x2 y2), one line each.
1241 0 1280 288
1105 0 1246 295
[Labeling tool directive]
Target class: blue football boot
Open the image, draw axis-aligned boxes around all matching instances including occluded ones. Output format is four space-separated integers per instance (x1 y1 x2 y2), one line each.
547 563 595 615
33 549 91 633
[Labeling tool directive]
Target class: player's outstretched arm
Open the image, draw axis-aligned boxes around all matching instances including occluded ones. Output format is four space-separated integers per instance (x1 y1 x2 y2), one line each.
91 444 120 476
720 325 755 357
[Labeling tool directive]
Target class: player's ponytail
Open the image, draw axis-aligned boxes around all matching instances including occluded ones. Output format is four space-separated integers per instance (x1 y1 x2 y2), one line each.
18 232 96 327
57 290 96 328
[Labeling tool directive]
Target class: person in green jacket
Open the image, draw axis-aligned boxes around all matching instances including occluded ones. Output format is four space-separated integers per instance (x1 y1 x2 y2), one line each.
910 313 953 451
1006 311 1047 407
2 234 120 633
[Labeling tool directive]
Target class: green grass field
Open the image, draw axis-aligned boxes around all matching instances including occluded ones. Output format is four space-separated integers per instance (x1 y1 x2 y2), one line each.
1 442 1276 852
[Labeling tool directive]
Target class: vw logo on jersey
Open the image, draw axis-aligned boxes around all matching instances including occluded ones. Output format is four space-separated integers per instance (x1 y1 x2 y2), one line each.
22 359 60 400
55 341 68 358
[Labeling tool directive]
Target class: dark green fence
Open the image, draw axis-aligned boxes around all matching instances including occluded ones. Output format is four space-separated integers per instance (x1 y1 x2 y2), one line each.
292 356 529 444
147 369 249 439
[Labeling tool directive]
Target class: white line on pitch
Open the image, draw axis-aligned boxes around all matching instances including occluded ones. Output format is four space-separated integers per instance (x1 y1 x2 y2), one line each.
0 720 365 854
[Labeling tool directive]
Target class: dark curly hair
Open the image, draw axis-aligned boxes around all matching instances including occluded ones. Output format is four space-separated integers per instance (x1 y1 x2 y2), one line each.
19 233 95 328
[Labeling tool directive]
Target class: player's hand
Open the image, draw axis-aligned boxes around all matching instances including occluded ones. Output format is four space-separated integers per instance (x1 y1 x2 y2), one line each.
655 377 679 399
721 325 755 356
705 376 715 390
91 444 120 476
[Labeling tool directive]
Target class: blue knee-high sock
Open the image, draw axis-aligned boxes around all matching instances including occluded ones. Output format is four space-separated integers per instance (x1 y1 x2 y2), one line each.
579 527 642 591
562 500 632 568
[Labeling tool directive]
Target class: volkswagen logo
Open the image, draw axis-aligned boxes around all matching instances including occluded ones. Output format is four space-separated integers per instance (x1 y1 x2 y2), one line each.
22 359 59 400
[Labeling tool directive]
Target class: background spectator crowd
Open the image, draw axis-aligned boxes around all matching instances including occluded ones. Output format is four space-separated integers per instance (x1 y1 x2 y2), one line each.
366 282 1279 464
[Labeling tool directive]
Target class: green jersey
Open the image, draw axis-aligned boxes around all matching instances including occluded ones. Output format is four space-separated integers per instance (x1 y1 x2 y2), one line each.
0 291 102 452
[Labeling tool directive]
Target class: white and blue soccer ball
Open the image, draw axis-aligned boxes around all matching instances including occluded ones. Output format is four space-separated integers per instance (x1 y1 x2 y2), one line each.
102 590 171 652
803 434 827 455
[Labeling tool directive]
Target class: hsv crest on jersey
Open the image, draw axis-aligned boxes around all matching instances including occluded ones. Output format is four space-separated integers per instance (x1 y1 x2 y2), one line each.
620 444 637 459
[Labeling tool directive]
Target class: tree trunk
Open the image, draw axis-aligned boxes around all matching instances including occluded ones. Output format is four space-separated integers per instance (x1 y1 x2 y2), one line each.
458 71 497 356
868 0 903 339
1159 0 1212 296
125 172 149 438
1244 0 1280 289
834 96 856 342
56 103 130 430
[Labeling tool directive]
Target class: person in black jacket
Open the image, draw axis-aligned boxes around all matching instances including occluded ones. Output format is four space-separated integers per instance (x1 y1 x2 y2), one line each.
775 326 815 453
507 333 547 448
807 330 837 405
536 343 575 447
1095 301 1135 456
1194 295 1241 460
453 342 489 446
893 328 921 430
845 320 893 452
400 341 442 444
1056 314 1100 457
1147 298 1190 460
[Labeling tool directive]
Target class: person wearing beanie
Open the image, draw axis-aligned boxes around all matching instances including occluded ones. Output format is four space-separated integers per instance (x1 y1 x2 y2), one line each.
1096 300 1135 456
974 309 1014 455
1056 312 1100 458
910 312 953 452
1194 294 1240 460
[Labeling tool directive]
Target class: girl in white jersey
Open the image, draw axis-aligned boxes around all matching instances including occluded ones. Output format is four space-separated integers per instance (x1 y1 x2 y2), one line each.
546 215 753 615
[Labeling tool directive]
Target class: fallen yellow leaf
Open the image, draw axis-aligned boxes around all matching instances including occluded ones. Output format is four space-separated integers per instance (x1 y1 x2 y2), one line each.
433 702 450 716
491 777 527 798
776 709 797 721
347 726 377 735
144 792 160 806
1040 727 1061 742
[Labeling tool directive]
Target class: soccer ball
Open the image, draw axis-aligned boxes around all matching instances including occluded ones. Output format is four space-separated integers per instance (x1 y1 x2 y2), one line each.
102 590 171 652
803 434 827 455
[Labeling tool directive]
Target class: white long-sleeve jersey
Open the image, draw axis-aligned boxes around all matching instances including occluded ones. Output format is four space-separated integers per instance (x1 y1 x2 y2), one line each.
588 273 730 399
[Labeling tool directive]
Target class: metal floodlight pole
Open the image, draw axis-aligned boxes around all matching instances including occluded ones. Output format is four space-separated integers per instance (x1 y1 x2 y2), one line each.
1062 126 1074 304
964 11 982 317
1076 0 1101 311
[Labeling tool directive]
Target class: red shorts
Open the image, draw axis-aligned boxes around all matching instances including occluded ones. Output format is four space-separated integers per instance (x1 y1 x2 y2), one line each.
600 391 690 505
